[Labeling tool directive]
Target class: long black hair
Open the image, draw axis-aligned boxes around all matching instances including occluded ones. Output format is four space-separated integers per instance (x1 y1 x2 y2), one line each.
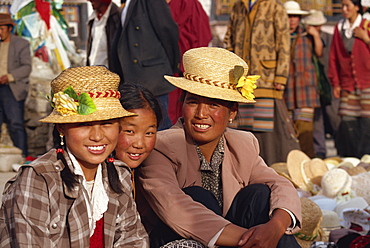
118 83 162 126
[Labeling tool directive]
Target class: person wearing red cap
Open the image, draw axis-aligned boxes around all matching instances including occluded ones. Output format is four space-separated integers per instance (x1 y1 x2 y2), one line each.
0 13 31 158
86 0 121 70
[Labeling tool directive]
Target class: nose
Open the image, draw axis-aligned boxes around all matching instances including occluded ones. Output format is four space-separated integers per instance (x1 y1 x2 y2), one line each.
90 125 104 141
132 135 144 149
195 103 209 119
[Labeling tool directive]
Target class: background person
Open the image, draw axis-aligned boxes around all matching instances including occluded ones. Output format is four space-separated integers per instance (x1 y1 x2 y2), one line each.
224 0 300 166
284 1 323 158
0 66 148 247
328 0 370 158
136 47 301 248
86 0 121 69
0 13 31 158
110 0 180 130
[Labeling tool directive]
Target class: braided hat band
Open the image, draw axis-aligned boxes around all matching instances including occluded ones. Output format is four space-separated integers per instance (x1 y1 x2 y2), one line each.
164 47 258 103
39 66 135 124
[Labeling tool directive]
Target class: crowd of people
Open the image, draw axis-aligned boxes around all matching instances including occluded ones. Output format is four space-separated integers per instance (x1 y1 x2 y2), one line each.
0 0 370 247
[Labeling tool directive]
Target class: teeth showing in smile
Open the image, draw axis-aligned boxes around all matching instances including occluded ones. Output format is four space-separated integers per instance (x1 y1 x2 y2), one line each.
88 145 106 151
129 153 141 157
194 124 210 129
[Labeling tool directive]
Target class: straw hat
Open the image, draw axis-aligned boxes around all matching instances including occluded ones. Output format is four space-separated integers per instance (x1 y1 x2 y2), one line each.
320 169 353 201
360 154 370 164
302 10 327 26
283 1 309 15
39 66 135 123
302 158 328 186
294 197 323 248
0 13 15 26
347 166 366 176
287 150 313 191
164 47 259 103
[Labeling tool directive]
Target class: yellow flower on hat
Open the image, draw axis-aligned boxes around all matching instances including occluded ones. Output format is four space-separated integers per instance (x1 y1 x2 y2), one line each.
53 92 79 116
236 75 259 101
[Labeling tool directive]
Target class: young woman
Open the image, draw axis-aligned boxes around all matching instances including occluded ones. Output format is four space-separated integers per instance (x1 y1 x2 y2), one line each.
328 0 370 158
115 83 162 169
0 66 149 247
135 47 302 248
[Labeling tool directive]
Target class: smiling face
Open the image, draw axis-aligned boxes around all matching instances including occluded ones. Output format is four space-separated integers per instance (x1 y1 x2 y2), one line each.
116 107 157 168
57 119 120 171
342 0 360 22
182 93 237 150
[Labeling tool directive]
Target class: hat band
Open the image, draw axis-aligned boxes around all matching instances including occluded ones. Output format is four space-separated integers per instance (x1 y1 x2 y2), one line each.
184 72 236 90
86 90 121 99
294 231 319 241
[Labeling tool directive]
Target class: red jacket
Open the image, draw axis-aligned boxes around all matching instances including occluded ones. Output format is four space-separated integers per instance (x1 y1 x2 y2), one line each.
328 19 370 92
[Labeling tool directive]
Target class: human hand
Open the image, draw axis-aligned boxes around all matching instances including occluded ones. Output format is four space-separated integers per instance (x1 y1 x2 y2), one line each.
333 86 341 99
306 25 320 37
353 27 370 44
0 75 8 85
237 222 285 248
274 83 285 91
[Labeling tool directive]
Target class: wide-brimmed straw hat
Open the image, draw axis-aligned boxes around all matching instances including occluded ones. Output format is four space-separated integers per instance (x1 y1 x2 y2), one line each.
302 10 327 26
39 66 135 123
0 13 15 26
302 158 328 186
284 1 309 15
320 168 353 201
294 197 323 248
287 150 313 191
164 47 259 103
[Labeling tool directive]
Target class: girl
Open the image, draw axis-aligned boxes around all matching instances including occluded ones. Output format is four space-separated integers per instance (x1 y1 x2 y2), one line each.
0 66 149 247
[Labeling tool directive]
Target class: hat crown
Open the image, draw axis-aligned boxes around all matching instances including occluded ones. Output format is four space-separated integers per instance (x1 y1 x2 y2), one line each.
182 47 249 88
303 10 327 25
0 13 15 26
284 1 308 15
51 66 120 94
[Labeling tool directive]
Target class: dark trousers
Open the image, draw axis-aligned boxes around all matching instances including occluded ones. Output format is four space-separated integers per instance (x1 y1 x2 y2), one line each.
149 184 300 248
0 85 28 156
156 93 172 131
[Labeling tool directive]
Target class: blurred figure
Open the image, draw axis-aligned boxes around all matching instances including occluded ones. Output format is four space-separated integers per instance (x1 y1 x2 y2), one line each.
110 0 180 130
328 0 370 158
86 0 121 69
284 1 323 158
0 13 31 157
302 10 340 159
167 0 212 124
224 0 300 165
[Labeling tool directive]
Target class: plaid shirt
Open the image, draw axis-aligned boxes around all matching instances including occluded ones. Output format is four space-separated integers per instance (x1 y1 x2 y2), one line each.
284 26 320 110
0 149 148 247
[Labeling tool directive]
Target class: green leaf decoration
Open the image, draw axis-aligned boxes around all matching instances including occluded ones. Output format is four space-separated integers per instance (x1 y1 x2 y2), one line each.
233 65 244 86
41 90 55 108
63 86 78 100
76 93 97 115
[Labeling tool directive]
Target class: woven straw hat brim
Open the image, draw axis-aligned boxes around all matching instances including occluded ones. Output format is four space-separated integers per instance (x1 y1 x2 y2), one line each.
287 150 311 191
164 75 254 103
39 97 135 123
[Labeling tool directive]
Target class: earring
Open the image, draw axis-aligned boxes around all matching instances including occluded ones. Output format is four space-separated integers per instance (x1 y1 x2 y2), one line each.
229 119 233 124
60 134 64 146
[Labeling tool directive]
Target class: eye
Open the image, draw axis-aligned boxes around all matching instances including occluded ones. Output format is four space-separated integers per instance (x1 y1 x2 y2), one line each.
124 129 134 134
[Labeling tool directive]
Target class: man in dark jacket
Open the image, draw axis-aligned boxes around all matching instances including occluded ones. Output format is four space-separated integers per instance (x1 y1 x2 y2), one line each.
110 0 180 130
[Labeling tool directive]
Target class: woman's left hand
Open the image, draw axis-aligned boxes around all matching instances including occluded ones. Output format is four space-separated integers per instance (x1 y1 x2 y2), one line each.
353 27 370 44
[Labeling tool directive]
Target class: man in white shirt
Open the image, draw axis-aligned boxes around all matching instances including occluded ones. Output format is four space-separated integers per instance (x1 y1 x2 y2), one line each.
86 0 121 69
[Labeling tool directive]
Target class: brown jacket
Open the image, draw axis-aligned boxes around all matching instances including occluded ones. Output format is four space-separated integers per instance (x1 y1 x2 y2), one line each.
136 120 301 246
224 0 290 99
